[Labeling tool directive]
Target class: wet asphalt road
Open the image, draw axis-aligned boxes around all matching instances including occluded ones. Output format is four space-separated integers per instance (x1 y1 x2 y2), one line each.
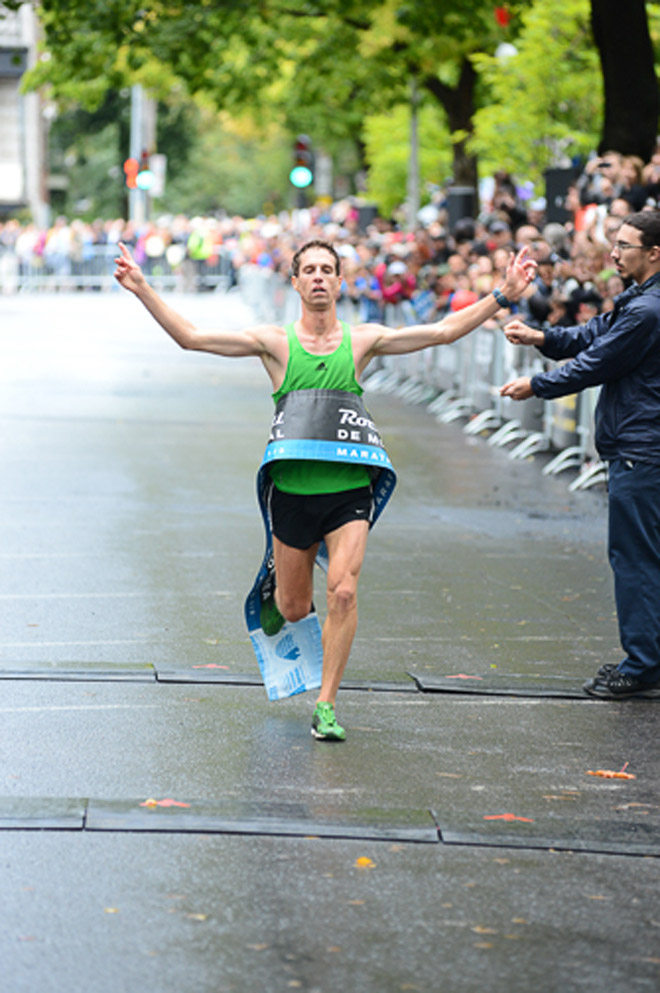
1 290 659 993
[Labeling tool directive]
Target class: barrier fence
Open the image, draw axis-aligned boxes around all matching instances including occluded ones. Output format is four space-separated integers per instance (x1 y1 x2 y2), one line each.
0 250 607 492
0 243 233 294
362 323 606 493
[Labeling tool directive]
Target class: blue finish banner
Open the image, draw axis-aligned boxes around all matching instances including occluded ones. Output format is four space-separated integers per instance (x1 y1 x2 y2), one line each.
244 390 396 700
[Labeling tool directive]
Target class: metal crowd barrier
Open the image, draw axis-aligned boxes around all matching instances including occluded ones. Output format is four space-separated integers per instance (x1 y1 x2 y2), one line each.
0 244 233 294
362 317 605 493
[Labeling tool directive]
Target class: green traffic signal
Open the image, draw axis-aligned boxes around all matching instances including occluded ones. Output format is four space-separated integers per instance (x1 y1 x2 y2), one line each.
289 165 313 188
136 169 154 191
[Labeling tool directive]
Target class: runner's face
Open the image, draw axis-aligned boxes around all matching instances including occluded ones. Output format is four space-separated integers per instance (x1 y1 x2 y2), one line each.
292 248 341 309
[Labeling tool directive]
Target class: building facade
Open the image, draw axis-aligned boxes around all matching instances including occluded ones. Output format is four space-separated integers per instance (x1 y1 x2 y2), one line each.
0 3 49 225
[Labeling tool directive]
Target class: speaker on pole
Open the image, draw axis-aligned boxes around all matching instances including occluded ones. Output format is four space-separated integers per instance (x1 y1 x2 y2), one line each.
544 168 579 224
446 186 477 233
357 205 379 232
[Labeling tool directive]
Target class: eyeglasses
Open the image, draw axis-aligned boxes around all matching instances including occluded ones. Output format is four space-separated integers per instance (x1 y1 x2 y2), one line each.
612 240 649 252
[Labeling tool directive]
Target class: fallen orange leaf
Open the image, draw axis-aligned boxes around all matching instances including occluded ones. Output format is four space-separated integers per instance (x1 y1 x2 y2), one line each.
587 770 636 780
355 856 375 869
139 798 191 808
483 813 535 823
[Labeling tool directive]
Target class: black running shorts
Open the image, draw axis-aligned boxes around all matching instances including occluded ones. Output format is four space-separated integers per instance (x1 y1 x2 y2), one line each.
269 485 373 550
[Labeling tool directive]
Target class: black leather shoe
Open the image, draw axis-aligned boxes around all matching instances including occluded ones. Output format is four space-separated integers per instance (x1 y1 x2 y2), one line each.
583 670 660 699
595 662 619 678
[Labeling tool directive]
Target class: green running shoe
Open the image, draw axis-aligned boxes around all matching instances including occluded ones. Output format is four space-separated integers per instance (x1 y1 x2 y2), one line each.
311 702 346 741
260 592 285 636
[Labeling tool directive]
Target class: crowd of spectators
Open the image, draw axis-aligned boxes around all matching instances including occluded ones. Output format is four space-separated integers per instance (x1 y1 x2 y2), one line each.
2 141 660 329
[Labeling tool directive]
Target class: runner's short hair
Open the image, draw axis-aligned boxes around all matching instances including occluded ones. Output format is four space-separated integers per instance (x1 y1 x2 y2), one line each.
291 240 341 277
623 210 660 247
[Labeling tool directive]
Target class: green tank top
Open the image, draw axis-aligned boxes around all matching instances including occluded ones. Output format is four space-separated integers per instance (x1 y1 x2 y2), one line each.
270 322 371 495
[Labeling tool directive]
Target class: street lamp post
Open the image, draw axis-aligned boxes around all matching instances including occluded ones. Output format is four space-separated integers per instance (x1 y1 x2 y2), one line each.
128 85 157 224
406 78 420 231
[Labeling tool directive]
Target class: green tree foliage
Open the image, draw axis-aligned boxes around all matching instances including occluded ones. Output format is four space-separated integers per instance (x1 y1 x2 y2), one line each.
48 99 294 219
47 95 203 218
161 111 293 217
9 0 659 216
363 104 452 216
19 0 535 187
470 0 602 190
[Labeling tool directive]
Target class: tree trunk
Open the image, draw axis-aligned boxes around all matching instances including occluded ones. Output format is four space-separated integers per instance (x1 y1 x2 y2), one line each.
591 0 658 160
422 57 478 191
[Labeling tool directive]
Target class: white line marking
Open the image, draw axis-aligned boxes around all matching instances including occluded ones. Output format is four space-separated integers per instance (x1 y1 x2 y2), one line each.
0 591 232 599
0 639 150 647
0 704 163 714
0 594 145 600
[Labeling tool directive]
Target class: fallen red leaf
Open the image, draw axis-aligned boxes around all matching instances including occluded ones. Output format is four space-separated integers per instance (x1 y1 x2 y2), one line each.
445 674 484 681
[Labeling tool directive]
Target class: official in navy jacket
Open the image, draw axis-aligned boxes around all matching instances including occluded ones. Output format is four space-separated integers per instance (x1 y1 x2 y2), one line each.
500 210 660 699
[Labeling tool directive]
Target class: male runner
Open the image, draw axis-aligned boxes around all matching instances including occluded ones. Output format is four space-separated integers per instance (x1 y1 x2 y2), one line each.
114 238 535 740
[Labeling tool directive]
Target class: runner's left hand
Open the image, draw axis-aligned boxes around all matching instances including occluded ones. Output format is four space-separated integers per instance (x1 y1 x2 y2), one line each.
500 247 537 301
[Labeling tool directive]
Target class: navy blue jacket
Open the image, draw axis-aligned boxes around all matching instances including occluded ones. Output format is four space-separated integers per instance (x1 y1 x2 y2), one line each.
530 273 660 463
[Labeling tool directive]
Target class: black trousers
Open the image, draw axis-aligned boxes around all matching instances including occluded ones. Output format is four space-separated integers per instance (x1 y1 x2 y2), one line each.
608 458 660 682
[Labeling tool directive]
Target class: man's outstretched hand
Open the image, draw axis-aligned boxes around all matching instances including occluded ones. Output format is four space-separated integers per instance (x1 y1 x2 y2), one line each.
499 375 534 400
113 241 146 294
504 319 546 347
499 318 545 399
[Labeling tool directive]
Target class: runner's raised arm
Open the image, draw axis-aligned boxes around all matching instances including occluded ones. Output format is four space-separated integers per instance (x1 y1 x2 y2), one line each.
357 246 536 364
113 241 283 362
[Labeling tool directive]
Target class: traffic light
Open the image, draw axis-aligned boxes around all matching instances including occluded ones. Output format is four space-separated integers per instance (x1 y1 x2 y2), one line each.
136 149 155 191
124 151 155 191
123 157 138 189
289 134 314 188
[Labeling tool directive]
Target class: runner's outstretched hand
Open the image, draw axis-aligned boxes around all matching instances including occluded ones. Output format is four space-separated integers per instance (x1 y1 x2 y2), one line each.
113 241 147 295
499 247 537 302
